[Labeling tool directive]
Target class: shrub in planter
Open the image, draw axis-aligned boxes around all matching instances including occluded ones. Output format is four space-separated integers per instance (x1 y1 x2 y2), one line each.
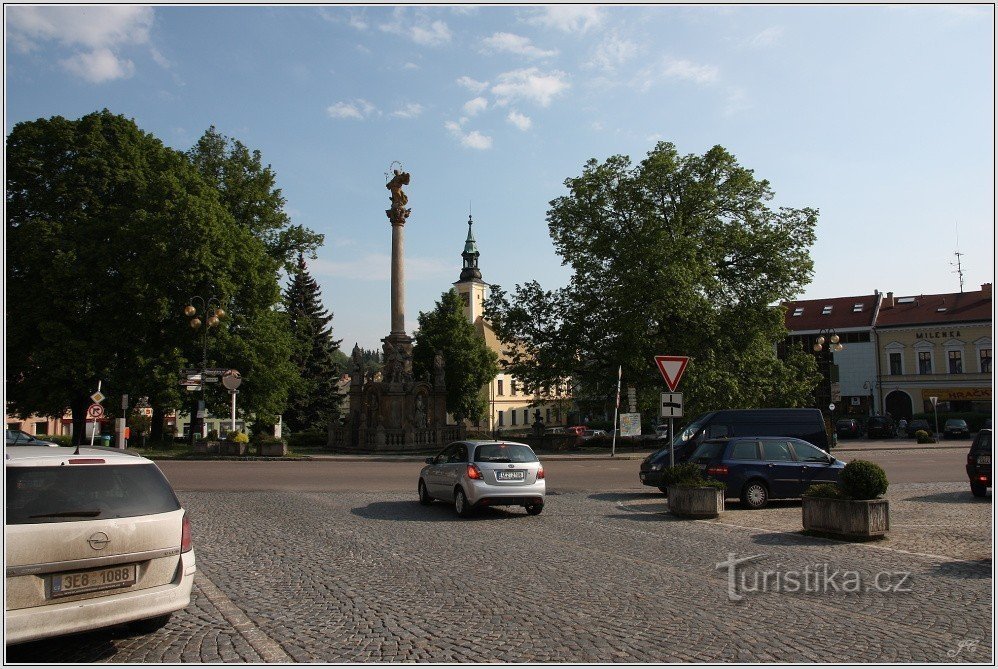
207 429 219 441
915 430 935 444
253 433 288 457
803 460 889 539
662 462 725 518
220 430 249 455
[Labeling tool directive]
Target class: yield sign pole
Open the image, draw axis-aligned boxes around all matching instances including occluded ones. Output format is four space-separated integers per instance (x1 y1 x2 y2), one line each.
653 356 690 468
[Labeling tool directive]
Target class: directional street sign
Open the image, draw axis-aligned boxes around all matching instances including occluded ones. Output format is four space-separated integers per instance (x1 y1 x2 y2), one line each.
660 392 683 418
653 355 690 392
87 403 105 419
90 391 105 404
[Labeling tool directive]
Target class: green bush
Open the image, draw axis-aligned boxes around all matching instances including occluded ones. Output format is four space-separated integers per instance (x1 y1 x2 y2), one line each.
41 434 73 447
253 432 285 445
803 482 845 499
286 430 327 448
227 431 249 443
915 430 935 444
839 460 889 500
659 462 726 490
207 429 219 441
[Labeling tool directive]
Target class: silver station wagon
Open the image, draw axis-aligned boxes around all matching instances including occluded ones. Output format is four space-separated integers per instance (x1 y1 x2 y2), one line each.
418 440 545 517
5 446 196 644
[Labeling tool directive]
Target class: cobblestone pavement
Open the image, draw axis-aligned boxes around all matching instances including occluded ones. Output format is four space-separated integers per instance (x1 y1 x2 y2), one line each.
6 486 993 664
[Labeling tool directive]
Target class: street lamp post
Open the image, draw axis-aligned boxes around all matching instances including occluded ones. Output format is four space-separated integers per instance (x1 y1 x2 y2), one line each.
813 328 845 429
184 296 226 445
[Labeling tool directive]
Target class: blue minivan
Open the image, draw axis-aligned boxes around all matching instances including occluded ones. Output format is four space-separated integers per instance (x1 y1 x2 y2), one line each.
687 436 845 509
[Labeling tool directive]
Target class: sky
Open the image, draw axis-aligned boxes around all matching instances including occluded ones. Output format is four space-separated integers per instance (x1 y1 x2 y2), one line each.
5 4 995 351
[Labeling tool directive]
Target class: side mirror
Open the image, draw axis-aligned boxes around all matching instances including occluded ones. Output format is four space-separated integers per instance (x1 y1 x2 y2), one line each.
827 455 836 465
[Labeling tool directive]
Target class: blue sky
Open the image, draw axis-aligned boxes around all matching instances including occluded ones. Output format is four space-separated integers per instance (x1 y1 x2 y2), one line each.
5 4 994 351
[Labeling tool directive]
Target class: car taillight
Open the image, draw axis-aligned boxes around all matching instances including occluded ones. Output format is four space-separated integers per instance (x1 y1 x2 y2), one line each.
706 465 728 476
467 464 483 480
181 513 193 553
979 476 988 482
536 465 545 479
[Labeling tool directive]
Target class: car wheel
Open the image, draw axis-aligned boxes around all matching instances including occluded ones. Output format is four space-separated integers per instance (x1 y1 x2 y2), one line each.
454 488 473 518
129 613 171 634
741 480 769 509
418 479 433 505
525 502 544 515
970 482 988 497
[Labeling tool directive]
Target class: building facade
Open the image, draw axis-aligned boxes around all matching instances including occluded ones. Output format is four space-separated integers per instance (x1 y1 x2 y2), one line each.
782 284 993 421
452 216 572 432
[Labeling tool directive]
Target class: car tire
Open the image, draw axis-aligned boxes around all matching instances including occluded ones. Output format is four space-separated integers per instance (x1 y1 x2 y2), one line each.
454 488 473 518
129 613 171 634
418 479 433 505
525 502 544 515
970 482 988 497
741 480 769 509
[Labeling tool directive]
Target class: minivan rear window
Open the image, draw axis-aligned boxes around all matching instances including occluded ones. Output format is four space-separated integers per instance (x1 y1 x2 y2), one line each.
474 443 537 463
6 464 181 525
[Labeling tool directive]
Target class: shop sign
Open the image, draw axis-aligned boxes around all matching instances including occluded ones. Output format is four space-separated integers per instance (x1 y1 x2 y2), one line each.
920 388 991 401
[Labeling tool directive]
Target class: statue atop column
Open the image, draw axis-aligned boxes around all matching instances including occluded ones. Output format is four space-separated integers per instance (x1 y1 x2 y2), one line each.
386 168 411 227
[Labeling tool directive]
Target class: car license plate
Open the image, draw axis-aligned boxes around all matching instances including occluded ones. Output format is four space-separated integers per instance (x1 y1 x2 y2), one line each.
50 564 137 598
978 455 991 465
496 470 526 481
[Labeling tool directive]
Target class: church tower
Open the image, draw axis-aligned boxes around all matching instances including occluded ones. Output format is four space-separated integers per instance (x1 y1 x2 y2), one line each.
453 214 487 324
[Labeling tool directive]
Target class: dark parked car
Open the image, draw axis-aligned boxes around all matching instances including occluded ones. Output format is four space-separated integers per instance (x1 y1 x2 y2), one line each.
640 408 830 492
908 419 932 437
866 415 897 439
835 418 862 439
966 429 992 497
944 419 971 439
688 437 845 509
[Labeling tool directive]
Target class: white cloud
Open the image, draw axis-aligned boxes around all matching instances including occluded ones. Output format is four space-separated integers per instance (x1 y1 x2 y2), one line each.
491 68 570 108
527 6 604 34
6 6 153 82
463 97 488 116
635 57 719 91
380 11 451 47
445 121 493 150
587 31 638 71
403 62 420 70
723 88 752 116
749 26 784 47
391 103 424 119
591 121 604 132
480 32 557 58
348 13 369 31
507 110 532 131
327 99 378 119
59 48 135 83
457 75 489 93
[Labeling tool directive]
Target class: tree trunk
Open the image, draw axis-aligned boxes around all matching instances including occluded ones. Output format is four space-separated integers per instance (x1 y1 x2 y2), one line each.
151 405 165 442
70 393 89 446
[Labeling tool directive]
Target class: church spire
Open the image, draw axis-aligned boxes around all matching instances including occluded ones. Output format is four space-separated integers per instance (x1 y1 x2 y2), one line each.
459 214 482 282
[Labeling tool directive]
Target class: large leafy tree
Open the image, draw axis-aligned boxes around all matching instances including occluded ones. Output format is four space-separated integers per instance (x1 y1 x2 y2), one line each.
413 289 499 423
281 253 344 432
5 110 296 442
484 142 820 420
187 126 323 271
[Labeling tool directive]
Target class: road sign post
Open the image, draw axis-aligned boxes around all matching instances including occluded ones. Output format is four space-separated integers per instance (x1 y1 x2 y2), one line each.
654 357 690 469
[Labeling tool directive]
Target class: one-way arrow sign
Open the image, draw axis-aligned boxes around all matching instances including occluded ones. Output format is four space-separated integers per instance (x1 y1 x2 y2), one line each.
654 355 689 392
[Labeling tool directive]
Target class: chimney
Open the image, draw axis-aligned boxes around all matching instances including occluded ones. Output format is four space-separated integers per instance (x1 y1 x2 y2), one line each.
885 291 895 308
982 283 992 297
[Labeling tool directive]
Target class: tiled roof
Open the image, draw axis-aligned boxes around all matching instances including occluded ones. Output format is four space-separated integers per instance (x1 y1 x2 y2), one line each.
876 288 992 327
782 294 879 332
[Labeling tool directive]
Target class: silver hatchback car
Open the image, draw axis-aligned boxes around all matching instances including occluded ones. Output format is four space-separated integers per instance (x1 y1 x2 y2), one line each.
418 440 545 517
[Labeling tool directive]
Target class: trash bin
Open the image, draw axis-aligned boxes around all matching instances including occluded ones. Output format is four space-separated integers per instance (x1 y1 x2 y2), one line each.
101 435 112 448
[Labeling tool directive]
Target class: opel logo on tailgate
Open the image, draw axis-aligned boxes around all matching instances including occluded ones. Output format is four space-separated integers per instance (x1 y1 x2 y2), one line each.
508 464 515 468
88 532 110 551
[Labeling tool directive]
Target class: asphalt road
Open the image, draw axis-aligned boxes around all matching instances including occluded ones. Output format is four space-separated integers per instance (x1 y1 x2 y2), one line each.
158 444 971 494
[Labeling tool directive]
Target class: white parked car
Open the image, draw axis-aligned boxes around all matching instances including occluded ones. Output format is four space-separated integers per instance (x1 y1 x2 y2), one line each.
5 446 196 644
5 429 58 447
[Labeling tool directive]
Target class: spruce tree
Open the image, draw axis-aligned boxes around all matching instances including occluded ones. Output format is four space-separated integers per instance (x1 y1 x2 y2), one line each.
282 253 343 432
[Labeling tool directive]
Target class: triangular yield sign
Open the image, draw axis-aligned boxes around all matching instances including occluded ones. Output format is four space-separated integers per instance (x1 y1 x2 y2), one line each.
654 355 689 392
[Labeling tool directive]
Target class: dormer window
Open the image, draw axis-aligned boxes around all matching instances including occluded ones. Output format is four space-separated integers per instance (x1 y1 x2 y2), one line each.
792 308 804 317
897 297 916 304
821 305 833 315
937 307 947 312
853 304 863 312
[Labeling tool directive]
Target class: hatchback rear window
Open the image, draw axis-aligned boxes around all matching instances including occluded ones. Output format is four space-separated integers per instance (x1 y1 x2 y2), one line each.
6 464 181 525
474 444 537 463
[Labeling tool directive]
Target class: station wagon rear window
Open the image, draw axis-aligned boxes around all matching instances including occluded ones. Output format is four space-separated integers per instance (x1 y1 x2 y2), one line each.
474 444 537 463
6 464 181 525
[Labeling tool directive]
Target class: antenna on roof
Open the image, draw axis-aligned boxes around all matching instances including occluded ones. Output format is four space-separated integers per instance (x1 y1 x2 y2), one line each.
950 222 965 293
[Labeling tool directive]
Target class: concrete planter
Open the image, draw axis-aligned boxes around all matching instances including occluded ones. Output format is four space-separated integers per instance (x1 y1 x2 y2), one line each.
256 441 288 457
221 440 248 456
194 440 221 454
667 486 724 518
802 496 889 539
